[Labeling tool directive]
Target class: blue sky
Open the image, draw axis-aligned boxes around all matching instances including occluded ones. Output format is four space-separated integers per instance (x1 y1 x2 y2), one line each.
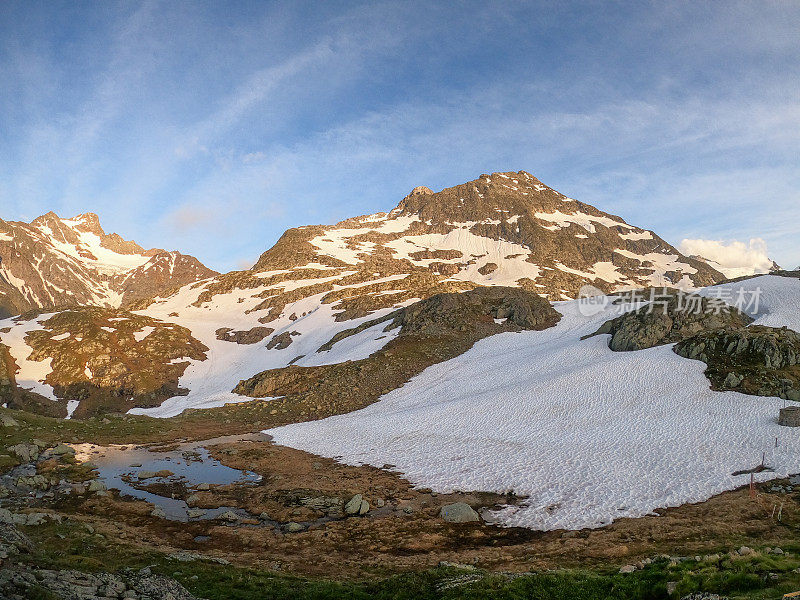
1 1 798 272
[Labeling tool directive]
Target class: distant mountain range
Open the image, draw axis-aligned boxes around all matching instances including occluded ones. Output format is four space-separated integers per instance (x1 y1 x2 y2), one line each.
0 212 217 318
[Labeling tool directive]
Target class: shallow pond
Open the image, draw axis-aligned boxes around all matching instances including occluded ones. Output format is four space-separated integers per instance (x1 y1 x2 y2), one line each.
79 433 266 522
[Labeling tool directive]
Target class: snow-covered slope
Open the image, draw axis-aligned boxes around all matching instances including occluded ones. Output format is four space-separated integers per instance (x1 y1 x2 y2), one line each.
267 275 800 530
0 211 216 316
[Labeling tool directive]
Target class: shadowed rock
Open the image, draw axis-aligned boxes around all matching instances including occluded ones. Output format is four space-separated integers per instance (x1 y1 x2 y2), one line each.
587 291 753 351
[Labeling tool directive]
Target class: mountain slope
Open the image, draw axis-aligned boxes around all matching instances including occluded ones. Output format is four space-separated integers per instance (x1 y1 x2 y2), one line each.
1 171 727 417
0 212 217 317
268 275 800 530
252 171 722 299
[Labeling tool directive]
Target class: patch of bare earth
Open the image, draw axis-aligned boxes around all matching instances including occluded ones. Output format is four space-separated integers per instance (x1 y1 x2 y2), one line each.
55 438 800 579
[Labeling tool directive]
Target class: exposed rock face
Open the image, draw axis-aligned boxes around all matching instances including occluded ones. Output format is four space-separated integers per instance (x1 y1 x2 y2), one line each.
245 172 722 306
8 307 208 417
0 211 216 315
233 287 559 413
588 292 754 351
674 325 800 401
215 326 274 344
0 563 200 600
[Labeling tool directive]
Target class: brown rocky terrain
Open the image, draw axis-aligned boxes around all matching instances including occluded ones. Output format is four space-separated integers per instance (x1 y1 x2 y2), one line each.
233 287 560 413
3 429 799 584
2 307 208 418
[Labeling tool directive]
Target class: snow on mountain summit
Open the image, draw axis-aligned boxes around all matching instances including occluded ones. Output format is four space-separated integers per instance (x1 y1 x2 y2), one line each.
253 170 724 297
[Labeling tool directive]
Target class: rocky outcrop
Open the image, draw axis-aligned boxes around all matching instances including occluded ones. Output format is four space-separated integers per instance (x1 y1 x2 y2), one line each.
0 563 201 600
674 325 800 401
587 291 753 351
234 288 559 416
319 286 560 353
215 326 274 344
17 307 208 417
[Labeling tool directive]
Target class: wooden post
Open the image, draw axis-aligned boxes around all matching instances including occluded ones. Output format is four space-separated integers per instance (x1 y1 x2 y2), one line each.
750 473 755 498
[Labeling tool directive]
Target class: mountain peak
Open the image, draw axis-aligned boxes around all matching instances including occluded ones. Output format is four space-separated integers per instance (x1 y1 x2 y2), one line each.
254 169 724 296
405 186 434 198
0 209 217 316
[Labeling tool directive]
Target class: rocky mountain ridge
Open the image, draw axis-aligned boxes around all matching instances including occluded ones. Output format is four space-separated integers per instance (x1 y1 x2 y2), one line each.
0 171 729 417
0 212 217 318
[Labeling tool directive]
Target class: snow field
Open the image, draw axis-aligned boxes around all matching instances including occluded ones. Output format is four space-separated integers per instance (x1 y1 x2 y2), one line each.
267 276 800 530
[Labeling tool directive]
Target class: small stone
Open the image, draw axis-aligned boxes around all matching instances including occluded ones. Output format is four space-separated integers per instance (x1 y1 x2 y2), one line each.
738 545 754 555
375 499 385 508
150 507 166 518
619 565 636 574
196 483 210 491
286 522 305 533
772 547 784 555
217 510 240 522
87 480 106 493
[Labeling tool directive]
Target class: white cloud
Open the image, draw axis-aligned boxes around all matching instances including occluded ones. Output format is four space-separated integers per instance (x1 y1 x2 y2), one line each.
679 238 775 278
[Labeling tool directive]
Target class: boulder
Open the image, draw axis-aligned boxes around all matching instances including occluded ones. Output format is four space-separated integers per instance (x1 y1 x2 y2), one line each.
440 502 480 523
87 480 107 493
0 415 18 427
8 443 38 463
216 510 240 522
344 494 369 516
587 291 753 351
50 443 75 457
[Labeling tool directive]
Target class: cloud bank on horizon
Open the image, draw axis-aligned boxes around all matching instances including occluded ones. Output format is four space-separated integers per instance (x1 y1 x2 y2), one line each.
0 1 797 272
680 238 777 279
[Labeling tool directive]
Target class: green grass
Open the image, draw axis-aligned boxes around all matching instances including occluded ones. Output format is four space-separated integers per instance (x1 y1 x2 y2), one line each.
6 405 800 599
18 521 800 600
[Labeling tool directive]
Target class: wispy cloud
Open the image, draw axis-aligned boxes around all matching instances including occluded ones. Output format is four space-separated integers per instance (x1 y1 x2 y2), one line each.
0 1 797 271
